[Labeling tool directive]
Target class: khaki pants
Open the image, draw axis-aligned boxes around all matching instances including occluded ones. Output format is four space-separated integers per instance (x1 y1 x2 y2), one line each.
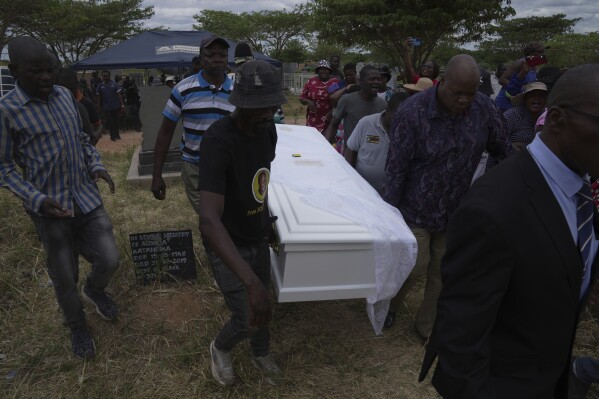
181 161 200 214
390 227 446 337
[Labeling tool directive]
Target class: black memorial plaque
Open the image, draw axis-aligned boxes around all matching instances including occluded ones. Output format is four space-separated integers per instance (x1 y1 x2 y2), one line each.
129 230 197 285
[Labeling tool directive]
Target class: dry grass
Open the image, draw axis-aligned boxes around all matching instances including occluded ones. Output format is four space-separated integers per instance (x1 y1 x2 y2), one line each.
281 90 307 125
1 140 599 398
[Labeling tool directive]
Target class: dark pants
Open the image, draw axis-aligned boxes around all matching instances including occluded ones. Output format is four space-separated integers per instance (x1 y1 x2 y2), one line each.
207 240 271 357
30 205 119 330
103 109 121 140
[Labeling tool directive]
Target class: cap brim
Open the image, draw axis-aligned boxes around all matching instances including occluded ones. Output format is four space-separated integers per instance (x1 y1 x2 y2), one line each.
202 37 230 49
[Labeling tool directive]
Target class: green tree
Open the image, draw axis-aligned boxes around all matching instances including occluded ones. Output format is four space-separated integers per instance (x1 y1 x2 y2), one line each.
193 7 312 60
0 0 37 55
546 32 599 67
477 14 580 62
255 7 310 60
309 0 514 70
193 10 264 52
15 0 154 64
310 42 345 63
278 39 309 63
429 38 473 67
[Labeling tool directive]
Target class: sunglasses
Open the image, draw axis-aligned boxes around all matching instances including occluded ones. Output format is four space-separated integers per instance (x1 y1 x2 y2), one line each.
560 105 599 123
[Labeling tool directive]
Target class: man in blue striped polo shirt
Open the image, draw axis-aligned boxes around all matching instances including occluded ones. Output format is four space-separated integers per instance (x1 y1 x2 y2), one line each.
151 34 235 213
0 37 120 360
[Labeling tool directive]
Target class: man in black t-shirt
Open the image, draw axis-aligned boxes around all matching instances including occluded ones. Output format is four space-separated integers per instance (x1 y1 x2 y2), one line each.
198 60 287 387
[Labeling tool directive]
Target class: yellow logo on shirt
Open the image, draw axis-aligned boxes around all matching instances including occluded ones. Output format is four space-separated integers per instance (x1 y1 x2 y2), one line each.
251 167 269 204
366 135 380 144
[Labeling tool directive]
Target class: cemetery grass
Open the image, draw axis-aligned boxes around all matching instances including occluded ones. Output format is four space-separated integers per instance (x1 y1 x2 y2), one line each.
0 142 598 398
281 90 307 126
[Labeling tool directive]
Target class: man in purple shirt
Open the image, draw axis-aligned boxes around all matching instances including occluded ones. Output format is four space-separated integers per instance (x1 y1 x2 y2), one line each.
382 54 509 337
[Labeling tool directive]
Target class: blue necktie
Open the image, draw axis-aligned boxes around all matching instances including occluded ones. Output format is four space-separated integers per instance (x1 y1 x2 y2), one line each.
577 180 594 272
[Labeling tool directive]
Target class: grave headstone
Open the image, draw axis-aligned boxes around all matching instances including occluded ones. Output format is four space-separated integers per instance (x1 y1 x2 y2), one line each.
129 230 196 285
137 85 184 175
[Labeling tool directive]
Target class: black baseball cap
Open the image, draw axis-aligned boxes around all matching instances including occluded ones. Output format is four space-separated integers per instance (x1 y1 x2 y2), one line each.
201 34 229 50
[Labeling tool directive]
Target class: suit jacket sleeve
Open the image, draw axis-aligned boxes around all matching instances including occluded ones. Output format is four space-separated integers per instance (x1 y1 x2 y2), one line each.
429 203 514 399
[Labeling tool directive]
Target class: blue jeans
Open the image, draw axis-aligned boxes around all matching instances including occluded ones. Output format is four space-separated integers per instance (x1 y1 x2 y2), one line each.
574 357 599 385
206 240 271 357
30 205 119 330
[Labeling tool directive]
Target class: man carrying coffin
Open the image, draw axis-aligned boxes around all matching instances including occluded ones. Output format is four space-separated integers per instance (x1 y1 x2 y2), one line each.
198 60 286 386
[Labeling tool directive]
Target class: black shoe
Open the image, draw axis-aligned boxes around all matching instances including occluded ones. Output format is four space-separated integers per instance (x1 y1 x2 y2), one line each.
569 357 591 399
81 283 119 321
384 311 396 329
116 136 122 140
71 326 95 359
110 138 116 142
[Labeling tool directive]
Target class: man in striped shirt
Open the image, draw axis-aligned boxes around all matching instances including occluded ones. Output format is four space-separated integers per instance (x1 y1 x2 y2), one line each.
151 34 235 213
0 37 119 360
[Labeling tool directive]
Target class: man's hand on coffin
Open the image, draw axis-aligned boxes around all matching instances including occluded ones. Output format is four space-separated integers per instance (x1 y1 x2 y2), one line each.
247 277 272 327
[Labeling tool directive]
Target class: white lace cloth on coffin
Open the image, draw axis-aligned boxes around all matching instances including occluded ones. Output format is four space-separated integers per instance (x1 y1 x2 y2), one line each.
270 125 417 335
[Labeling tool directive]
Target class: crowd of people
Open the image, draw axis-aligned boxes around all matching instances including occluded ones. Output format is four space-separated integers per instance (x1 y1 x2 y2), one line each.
297 45 599 399
78 70 144 141
1 33 599 398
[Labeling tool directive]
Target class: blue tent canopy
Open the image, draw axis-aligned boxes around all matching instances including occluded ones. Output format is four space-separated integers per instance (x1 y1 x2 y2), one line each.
71 30 280 70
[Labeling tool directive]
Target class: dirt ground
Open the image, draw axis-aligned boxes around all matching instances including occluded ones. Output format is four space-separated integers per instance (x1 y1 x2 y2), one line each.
95 129 143 153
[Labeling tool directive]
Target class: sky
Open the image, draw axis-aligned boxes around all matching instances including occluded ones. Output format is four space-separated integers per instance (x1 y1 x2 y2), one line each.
141 0 599 34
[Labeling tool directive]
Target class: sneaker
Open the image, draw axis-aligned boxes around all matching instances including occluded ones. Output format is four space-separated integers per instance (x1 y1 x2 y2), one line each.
71 326 95 359
81 283 119 321
384 311 396 329
252 353 282 386
569 357 591 399
210 340 235 386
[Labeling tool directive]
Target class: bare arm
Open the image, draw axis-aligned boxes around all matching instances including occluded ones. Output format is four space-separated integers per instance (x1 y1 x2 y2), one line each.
402 39 417 84
151 117 177 200
323 115 342 143
345 148 357 167
299 97 315 110
199 191 272 327
499 59 524 87
329 85 353 107
298 81 314 109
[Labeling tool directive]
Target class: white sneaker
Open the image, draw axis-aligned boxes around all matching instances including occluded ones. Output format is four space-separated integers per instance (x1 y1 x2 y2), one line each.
210 340 235 386
252 353 282 386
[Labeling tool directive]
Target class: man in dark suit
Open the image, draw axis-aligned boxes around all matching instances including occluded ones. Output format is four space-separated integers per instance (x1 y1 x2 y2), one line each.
419 63 599 398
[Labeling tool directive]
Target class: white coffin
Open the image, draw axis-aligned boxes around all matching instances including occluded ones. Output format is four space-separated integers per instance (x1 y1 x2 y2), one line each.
268 181 376 302
269 124 405 303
